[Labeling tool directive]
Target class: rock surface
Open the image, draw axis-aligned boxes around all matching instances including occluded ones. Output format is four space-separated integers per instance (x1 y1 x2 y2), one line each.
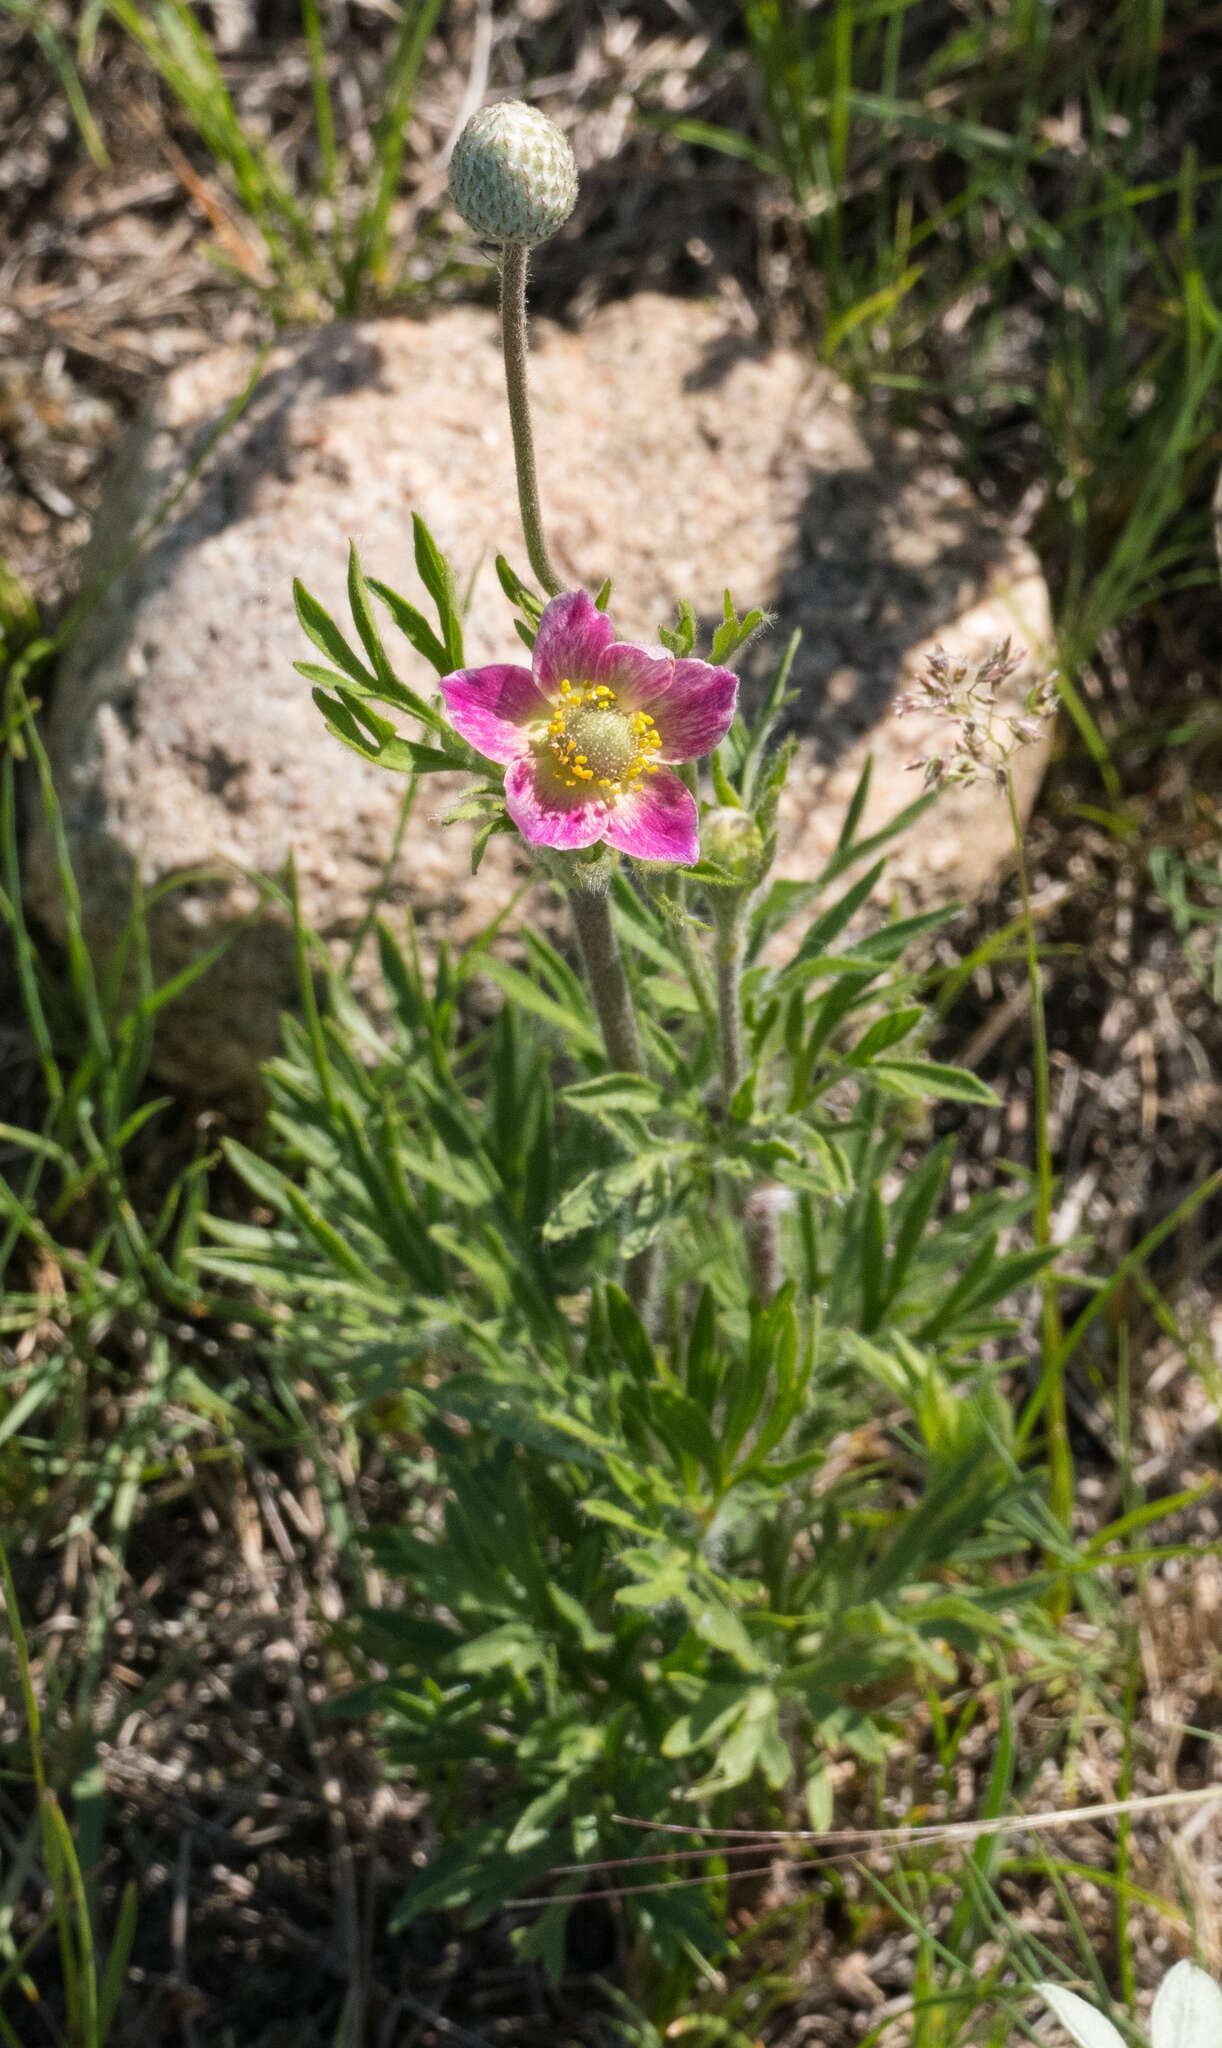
26 295 1053 1095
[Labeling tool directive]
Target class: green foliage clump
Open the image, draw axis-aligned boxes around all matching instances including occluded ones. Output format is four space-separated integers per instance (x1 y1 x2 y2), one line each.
194 534 1078 2011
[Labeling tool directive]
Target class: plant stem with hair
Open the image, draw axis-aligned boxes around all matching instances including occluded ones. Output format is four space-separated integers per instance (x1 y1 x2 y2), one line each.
711 887 782 1301
499 242 562 598
657 871 716 1036
567 881 658 1319
567 883 643 1074
711 893 747 1108
1005 768 1071 1590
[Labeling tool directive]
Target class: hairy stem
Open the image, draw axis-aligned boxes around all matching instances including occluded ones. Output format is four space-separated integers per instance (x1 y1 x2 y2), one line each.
711 888 783 1300
499 242 562 598
567 884 644 1074
1005 769 1071 1589
567 883 658 1318
711 893 747 1108
677 918 717 1036
657 871 716 1035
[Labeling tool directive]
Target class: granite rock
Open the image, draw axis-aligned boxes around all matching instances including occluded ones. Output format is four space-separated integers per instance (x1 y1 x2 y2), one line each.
25 295 1053 1095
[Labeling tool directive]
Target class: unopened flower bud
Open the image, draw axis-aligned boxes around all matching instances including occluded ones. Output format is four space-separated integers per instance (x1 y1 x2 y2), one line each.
702 806 767 886
449 101 578 248
744 1183 792 1304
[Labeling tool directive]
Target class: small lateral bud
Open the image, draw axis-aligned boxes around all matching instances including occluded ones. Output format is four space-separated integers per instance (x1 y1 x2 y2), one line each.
702 805 767 886
449 100 578 248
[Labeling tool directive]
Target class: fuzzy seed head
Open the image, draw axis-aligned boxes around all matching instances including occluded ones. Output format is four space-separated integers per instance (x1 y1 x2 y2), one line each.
449 100 578 247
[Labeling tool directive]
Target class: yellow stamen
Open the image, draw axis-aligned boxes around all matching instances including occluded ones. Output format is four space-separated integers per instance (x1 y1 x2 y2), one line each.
540 677 663 797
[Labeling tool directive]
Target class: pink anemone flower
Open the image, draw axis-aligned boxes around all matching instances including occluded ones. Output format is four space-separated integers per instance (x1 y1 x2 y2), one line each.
439 590 739 865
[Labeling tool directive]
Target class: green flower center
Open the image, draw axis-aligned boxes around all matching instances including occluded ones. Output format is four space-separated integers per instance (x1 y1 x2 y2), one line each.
542 679 662 794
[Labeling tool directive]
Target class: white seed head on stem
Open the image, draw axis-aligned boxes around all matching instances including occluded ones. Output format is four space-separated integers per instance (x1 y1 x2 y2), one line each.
449 100 578 248
894 639 1059 790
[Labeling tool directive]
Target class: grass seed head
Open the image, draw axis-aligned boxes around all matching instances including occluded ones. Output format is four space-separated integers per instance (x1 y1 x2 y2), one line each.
896 639 1059 789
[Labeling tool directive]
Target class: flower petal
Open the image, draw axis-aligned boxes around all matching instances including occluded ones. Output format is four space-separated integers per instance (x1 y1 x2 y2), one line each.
594 638 674 712
504 754 610 850
441 664 549 764
649 658 740 762
601 769 699 865
532 591 616 696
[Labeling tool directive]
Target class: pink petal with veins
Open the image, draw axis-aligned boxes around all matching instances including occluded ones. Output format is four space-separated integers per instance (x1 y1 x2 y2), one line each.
532 591 616 697
440 665 549 764
594 638 675 712
600 769 699 865
504 756 610 850
650 659 740 762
